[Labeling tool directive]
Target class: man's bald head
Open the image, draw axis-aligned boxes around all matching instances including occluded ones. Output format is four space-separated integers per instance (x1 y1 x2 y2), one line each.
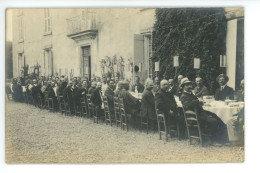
160 79 169 91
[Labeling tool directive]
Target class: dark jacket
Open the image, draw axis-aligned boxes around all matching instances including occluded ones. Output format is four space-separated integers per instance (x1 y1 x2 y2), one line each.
118 89 140 115
91 88 102 107
215 85 234 101
155 89 178 118
180 91 207 120
194 85 209 98
131 83 144 93
63 86 73 103
141 89 156 120
58 81 67 96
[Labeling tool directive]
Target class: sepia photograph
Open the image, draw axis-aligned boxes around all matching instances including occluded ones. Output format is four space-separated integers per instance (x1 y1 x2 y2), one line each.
5 7 245 163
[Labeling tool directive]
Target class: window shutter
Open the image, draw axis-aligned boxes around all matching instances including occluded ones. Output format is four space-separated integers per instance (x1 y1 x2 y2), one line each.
133 34 144 83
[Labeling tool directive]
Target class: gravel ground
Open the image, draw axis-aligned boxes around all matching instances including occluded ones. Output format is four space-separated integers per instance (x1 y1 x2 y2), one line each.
5 100 244 163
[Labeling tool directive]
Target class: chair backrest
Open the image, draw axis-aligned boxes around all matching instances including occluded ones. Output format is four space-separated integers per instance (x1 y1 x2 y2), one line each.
182 107 200 126
118 97 126 116
103 96 110 114
114 97 120 115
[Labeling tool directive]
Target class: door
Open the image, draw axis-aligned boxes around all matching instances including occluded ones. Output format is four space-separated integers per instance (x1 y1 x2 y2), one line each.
134 34 144 84
82 46 91 80
44 49 53 76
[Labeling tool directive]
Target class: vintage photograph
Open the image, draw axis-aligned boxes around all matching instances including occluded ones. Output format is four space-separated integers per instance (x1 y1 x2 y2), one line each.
5 7 244 163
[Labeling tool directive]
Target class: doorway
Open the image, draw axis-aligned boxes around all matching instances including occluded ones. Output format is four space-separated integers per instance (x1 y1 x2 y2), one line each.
82 46 91 80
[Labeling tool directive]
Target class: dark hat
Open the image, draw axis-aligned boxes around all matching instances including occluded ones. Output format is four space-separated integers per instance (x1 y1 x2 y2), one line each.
216 74 229 82
118 80 129 89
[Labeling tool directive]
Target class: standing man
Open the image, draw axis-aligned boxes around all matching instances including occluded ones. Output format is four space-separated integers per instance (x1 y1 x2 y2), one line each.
101 76 108 96
215 74 234 101
91 82 103 116
194 77 209 98
131 76 144 93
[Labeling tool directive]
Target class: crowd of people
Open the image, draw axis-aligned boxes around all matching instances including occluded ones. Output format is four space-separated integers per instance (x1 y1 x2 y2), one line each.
6 73 244 145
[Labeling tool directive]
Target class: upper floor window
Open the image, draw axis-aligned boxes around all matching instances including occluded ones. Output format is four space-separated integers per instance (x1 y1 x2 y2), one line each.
18 15 24 42
44 8 52 34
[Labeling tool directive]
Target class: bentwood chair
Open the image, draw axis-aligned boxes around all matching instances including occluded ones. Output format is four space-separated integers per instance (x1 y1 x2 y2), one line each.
113 97 122 127
182 107 209 146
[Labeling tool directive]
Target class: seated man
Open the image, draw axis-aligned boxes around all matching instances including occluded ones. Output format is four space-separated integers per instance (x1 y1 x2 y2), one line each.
215 74 234 101
141 78 157 130
152 76 160 95
155 79 179 126
180 77 228 143
131 76 144 93
168 79 176 98
118 81 141 125
104 80 116 116
194 77 209 98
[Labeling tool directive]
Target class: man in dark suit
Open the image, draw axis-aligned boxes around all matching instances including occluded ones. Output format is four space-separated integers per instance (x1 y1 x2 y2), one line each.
48 81 58 110
141 78 157 130
168 79 176 98
155 79 179 126
152 76 160 95
91 82 103 116
31 79 42 106
180 77 228 143
104 80 115 116
131 76 144 93
215 74 234 101
63 80 73 113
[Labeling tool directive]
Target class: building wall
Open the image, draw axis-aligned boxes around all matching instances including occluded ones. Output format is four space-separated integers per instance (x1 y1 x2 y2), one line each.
12 8 156 82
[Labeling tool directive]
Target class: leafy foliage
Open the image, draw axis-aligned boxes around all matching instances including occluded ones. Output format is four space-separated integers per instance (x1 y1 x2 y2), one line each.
152 8 227 93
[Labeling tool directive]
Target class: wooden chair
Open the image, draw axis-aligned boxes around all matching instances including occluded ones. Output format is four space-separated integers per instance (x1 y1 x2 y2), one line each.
155 108 180 142
182 107 207 146
80 97 88 118
64 94 72 116
103 96 113 126
48 98 54 112
58 96 66 114
113 97 122 127
5 85 13 101
118 98 129 131
37 93 44 109
140 114 149 134
86 94 94 119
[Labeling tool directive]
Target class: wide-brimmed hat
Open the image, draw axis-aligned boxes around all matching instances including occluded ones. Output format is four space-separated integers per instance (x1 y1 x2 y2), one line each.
216 74 229 83
118 80 129 89
180 77 192 87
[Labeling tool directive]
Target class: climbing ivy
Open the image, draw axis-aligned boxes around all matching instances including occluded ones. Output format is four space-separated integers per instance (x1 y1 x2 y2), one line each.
152 8 227 93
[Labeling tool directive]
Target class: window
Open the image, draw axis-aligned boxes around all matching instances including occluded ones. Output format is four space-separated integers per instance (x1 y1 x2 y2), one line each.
17 53 24 76
43 49 53 76
44 8 52 34
18 15 24 42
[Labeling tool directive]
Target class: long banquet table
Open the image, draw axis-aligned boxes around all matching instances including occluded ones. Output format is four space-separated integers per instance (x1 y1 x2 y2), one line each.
130 92 244 125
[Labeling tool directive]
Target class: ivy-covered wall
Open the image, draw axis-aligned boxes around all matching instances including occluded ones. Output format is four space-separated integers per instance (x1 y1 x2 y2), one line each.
152 8 227 93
